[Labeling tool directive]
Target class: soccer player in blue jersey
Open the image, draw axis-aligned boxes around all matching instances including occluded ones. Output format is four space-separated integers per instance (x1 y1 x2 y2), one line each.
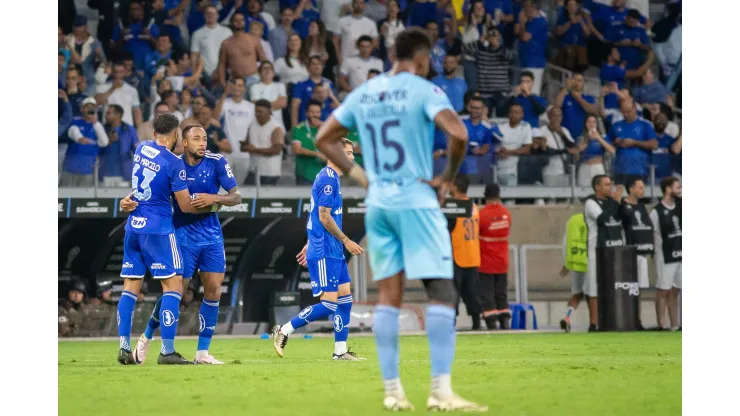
314 28 488 412
272 138 366 361
121 124 242 365
117 113 212 365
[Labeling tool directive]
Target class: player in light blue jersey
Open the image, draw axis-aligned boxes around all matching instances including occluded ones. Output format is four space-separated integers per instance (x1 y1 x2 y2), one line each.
315 28 487 412
272 139 366 361
116 113 213 365
121 124 242 365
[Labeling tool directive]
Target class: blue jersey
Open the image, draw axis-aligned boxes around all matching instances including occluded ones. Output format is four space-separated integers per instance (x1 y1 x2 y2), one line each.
306 167 344 261
173 152 238 247
125 141 188 235
332 72 454 210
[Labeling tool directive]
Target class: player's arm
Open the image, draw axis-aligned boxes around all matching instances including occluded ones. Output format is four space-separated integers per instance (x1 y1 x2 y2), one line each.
434 109 468 183
192 186 242 208
318 206 363 255
173 189 212 213
316 115 367 187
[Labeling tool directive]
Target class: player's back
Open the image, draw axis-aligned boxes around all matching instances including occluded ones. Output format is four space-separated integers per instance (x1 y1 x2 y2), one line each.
306 167 344 261
126 140 188 235
173 152 237 246
333 72 454 210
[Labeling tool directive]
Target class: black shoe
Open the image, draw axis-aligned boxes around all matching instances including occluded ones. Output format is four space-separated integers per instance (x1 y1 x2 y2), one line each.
560 317 571 333
484 315 498 330
471 314 481 331
157 351 193 365
498 312 511 330
588 324 597 332
118 348 137 365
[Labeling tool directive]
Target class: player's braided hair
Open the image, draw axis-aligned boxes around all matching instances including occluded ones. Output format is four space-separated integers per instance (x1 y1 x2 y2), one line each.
153 113 180 135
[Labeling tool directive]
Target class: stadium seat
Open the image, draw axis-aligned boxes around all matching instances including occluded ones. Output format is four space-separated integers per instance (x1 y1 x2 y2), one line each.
509 303 538 330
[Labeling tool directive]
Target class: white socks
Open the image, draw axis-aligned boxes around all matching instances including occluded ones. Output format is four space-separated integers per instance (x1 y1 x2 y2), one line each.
432 374 453 398
334 341 347 356
195 350 209 358
384 378 406 398
280 322 295 336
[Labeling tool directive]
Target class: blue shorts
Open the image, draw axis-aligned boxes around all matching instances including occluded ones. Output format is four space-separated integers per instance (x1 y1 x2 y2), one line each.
181 243 226 278
306 258 351 297
365 206 453 281
121 232 183 279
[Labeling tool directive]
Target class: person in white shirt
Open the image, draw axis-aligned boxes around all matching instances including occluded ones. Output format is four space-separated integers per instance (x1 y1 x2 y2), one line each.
249 61 288 131
214 78 256 184
190 5 233 79
243 99 285 186
94 62 142 127
322 0 353 37
539 107 580 186
339 36 384 92
249 20 274 64
380 0 406 51
337 0 379 61
274 34 309 85
495 103 533 186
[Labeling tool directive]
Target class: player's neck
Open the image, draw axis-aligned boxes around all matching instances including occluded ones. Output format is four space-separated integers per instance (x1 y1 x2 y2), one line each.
662 196 675 207
390 61 417 76
183 151 203 166
327 163 341 175
625 195 639 204
486 198 500 205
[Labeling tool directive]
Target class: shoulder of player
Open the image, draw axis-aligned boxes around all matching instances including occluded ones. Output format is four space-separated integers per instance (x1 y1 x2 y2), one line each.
203 151 225 163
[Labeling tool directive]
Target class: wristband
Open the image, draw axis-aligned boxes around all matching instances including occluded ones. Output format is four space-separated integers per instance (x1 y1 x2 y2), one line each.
211 204 220 213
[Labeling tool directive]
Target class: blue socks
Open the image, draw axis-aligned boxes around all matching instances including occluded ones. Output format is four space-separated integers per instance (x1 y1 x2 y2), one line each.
426 304 456 377
117 290 138 351
288 300 337 332
159 291 182 355
144 296 163 339
374 305 401 381
334 295 352 355
197 298 220 352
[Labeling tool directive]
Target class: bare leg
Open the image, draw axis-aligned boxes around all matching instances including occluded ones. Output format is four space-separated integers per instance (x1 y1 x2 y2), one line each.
655 289 669 329
667 287 680 329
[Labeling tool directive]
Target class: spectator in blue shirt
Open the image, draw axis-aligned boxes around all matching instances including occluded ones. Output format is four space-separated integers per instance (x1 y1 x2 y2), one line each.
600 46 653 90
632 68 671 106
515 0 549 95
575 113 615 187
409 0 438 28
112 1 159 70
508 70 547 129
554 0 591 72
152 0 186 49
425 21 446 76
556 73 599 140
239 0 271 40
433 56 468 113
432 128 449 176
608 100 658 185
269 7 296 61
290 56 336 127
650 112 680 181
64 67 89 117
145 34 174 78
99 104 140 187
61 97 110 187
609 9 650 70
186 0 214 35
461 96 500 184
292 0 322 39
58 91 73 139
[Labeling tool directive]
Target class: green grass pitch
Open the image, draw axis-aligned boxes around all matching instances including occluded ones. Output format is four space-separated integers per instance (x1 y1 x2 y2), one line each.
58 332 681 415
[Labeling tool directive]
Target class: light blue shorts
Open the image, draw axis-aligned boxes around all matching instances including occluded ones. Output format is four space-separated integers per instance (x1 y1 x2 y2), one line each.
365 206 453 281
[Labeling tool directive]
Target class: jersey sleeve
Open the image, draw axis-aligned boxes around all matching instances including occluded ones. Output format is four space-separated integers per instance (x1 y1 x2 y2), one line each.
315 175 337 208
168 157 188 193
332 89 359 129
643 121 657 141
217 157 239 191
424 83 455 122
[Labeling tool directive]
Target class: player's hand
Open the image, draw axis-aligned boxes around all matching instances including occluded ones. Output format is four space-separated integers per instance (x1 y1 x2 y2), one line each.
423 176 454 207
613 185 625 200
559 266 569 278
191 193 218 208
343 238 364 256
296 244 308 267
78 137 94 145
120 194 138 212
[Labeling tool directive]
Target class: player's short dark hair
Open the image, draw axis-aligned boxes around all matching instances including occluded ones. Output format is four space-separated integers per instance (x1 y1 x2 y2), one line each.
307 99 323 111
255 99 272 110
660 177 679 195
153 113 180 135
520 70 535 82
182 124 204 139
509 102 523 112
154 101 170 111
395 28 432 61
454 176 470 194
592 174 609 191
484 183 500 199
356 35 373 47
108 104 124 116
231 11 245 24
468 95 485 106
626 177 644 194
341 138 353 147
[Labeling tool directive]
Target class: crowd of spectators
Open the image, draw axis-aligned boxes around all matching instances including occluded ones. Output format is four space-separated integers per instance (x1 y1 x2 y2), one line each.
58 0 682 190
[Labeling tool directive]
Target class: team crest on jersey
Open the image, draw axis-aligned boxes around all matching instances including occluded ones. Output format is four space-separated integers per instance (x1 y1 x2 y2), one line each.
179 170 186 180
324 185 333 195
141 145 161 159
